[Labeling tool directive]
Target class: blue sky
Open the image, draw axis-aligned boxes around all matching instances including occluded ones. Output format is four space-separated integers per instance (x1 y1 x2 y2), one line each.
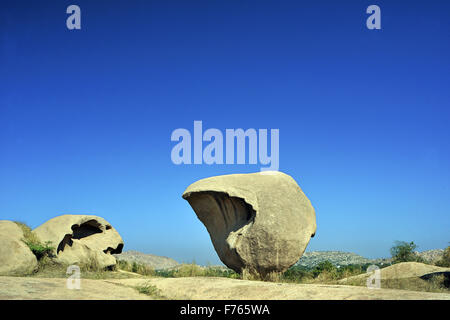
1 0 449 265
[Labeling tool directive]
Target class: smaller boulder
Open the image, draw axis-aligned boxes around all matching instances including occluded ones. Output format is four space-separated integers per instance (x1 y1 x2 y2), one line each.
0 220 38 275
33 215 124 269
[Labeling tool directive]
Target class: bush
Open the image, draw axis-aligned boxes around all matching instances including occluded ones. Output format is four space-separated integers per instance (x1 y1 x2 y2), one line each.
435 246 450 267
312 261 337 278
135 282 163 298
390 241 423 263
25 241 55 260
280 262 368 284
116 260 155 276
337 264 364 279
203 266 240 278
150 263 239 279
281 266 312 283
79 257 104 272
14 221 55 260
173 263 206 277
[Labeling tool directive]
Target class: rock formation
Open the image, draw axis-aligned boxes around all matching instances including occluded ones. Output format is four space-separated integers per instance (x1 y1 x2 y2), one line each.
0 220 38 275
338 262 450 285
33 215 124 269
182 171 316 278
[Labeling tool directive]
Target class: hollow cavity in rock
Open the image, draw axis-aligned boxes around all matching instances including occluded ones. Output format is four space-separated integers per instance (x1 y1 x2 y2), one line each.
185 191 255 273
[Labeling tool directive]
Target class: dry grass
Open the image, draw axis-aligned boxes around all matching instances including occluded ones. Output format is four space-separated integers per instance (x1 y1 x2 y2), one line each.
435 246 450 267
116 260 156 276
13 221 41 245
135 281 165 299
13 221 55 261
240 268 283 282
343 273 449 293
27 257 136 280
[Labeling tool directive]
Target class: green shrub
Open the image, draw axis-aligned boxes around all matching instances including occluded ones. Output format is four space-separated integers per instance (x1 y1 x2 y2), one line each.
281 266 312 283
173 263 205 277
14 221 55 260
312 261 337 278
135 282 162 298
203 266 239 278
279 261 368 284
390 241 423 263
155 269 176 277
25 241 55 260
336 264 364 279
151 264 239 279
435 246 450 267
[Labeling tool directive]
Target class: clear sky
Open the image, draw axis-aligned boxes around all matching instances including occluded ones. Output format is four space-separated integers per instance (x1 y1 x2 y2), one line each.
1 1 449 265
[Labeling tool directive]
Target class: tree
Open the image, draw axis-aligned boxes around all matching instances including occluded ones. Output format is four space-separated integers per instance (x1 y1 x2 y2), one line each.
312 260 336 278
435 246 450 267
390 241 419 263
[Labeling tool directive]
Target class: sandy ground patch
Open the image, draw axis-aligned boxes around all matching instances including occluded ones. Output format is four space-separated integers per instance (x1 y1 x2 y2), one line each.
110 277 450 300
1 275 449 300
0 276 152 300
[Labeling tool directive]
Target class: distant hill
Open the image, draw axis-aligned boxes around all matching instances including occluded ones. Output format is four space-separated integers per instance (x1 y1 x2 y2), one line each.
296 249 446 268
113 250 179 270
415 249 444 264
113 249 445 270
296 251 391 268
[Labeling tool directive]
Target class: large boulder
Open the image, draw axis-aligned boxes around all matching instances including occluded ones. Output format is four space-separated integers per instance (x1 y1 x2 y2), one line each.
0 220 38 275
34 215 124 269
182 171 317 278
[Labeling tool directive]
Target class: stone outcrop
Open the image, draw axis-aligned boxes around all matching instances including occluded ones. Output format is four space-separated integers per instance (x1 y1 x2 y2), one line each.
338 262 450 285
34 215 124 269
182 171 316 278
0 220 38 275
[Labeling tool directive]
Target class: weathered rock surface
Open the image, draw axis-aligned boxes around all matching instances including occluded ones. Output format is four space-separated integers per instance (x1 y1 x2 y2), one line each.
1 275 449 300
0 221 38 275
0 276 153 300
112 277 450 300
182 171 317 277
34 215 124 269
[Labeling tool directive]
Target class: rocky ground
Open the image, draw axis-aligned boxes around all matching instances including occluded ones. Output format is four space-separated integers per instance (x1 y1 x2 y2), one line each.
339 262 450 283
1 260 448 300
0 275 448 300
0 276 152 299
